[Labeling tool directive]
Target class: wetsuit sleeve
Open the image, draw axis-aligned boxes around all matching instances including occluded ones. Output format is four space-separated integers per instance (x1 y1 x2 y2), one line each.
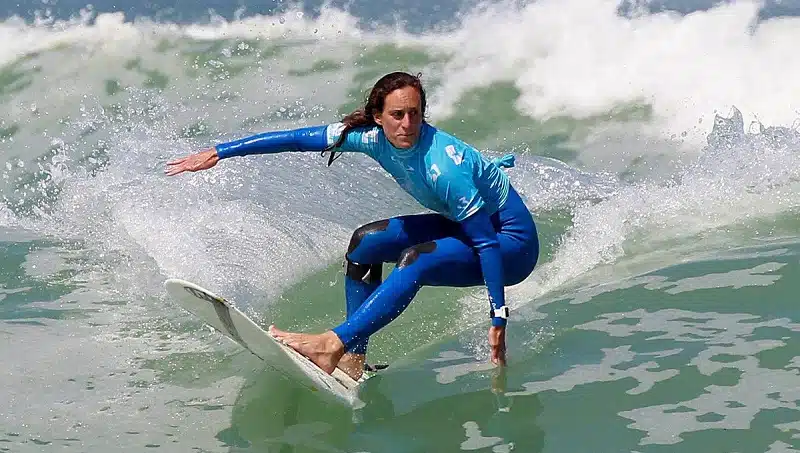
215 125 330 159
431 144 506 326
215 123 378 159
460 209 507 326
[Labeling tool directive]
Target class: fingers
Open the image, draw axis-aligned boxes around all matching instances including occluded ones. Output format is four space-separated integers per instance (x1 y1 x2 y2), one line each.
491 345 507 366
164 154 201 176
164 155 190 176
166 156 187 166
489 325 507 366
164 163 187 176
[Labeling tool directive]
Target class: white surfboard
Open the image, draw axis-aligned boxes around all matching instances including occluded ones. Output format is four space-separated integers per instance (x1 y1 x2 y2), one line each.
164 278 362 407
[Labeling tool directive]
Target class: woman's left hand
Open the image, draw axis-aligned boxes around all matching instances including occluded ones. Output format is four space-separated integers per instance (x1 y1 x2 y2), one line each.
488 325 506 366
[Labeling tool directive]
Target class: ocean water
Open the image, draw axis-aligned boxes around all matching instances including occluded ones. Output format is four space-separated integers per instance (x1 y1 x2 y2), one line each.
2 0 800 451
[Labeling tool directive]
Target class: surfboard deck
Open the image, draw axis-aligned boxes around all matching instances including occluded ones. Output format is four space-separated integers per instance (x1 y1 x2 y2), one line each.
164 278 362 407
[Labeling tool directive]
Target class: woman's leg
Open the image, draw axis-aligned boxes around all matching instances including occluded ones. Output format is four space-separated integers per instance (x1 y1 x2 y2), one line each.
271 188 539 375
333 236 485 351
269 235 481 377
335 214 461 377
336 189 539 355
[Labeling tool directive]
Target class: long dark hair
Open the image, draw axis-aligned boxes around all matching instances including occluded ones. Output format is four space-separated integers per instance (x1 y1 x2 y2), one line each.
322 71 427 166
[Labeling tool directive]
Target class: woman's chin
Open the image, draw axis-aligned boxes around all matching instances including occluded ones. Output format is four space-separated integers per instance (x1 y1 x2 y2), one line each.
392 138 416 149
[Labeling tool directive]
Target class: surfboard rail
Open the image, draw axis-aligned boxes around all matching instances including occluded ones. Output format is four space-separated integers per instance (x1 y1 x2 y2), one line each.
164 278 362 407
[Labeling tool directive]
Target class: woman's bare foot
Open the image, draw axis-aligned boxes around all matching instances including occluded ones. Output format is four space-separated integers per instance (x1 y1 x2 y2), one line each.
337 353 365 381
268 325 345 374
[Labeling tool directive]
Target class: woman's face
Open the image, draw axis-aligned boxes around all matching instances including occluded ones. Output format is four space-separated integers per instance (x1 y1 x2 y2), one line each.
374 86 423 149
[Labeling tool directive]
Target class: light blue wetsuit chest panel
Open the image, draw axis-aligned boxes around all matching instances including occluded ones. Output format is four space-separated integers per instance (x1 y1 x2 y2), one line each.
327 123 511 221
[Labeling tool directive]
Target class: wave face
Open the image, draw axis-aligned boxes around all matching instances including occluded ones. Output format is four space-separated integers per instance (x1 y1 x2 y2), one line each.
2 1 800 451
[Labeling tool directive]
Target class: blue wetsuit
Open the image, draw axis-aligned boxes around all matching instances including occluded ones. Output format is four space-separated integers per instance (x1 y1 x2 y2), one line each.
216 122 539 354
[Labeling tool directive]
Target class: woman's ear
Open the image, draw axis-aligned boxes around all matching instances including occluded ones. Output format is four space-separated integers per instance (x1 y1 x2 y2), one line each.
373 110 383 126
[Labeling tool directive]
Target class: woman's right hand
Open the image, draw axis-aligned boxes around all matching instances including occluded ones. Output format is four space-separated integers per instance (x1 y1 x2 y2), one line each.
488 325 507 366
165 148 220 176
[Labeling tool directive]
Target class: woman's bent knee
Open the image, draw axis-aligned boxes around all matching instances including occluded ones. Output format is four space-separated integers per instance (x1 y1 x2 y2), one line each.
348 219 390 253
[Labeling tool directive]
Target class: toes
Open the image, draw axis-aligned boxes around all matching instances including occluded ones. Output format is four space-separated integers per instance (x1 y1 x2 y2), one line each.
268 325 288 338
268 326 293 347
